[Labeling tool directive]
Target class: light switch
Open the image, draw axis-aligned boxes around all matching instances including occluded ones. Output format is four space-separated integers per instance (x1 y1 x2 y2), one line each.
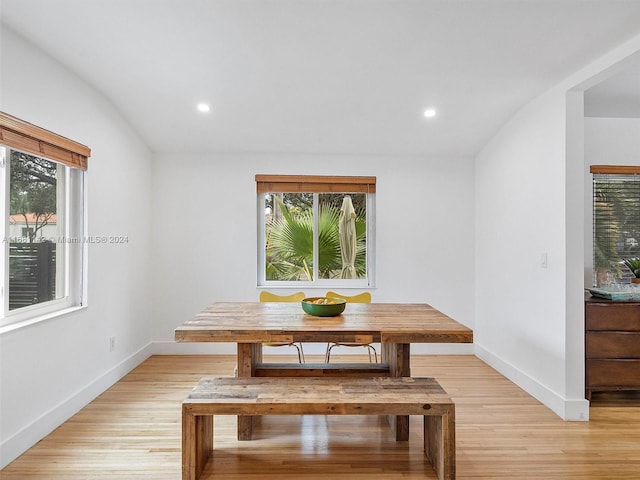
541 252 548 269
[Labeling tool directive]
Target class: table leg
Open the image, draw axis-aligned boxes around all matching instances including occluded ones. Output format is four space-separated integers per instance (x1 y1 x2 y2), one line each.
236 342 262 440
382 343 410 441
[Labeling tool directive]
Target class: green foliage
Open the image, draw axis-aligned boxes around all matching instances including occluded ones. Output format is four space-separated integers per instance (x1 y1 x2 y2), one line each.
10 151 57 243
265 196 366 281
623 257 640 278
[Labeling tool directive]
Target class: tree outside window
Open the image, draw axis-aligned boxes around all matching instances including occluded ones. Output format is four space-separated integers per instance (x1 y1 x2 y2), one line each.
8 151 60 310
257 175 375 287
10 151 57 243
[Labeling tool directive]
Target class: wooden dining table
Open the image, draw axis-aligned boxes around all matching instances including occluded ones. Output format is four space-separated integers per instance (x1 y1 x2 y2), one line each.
174 301 473 441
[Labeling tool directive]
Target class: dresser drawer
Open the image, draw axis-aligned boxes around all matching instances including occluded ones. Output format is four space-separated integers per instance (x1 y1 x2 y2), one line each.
586 332 640 358
586 359 640 387
585 304 640 331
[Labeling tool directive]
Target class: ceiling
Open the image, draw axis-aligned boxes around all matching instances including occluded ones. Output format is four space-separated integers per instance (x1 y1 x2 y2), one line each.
584 60 640 118
2 0 640 157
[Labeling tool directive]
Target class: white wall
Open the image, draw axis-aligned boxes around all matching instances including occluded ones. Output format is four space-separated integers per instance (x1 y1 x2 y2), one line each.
474 34 640 421
2 12 638 470
0 24 476 467
583 117 640 285
8 221 57 240
0 28 153 467
475 88 572 414
151 153 476 355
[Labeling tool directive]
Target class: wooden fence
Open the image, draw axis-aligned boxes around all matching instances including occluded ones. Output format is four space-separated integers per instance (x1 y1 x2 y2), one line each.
9 241 56 310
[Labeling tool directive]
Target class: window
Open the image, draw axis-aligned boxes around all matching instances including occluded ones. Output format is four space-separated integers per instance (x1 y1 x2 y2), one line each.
591 165 640 284
256 174 376 287
0 112 89 328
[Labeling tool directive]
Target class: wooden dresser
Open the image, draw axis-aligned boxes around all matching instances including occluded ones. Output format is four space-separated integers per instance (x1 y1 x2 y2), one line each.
585 295 640 400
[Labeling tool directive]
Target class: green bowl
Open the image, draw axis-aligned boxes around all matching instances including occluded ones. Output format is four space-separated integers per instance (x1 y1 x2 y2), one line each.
301 297 346 317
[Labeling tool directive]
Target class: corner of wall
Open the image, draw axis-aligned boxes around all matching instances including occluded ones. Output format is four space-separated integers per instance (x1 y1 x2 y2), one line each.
475 343 589 422
0 343 153 469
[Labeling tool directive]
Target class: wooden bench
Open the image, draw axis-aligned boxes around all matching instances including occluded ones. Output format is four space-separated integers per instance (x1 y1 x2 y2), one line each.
182 376 456 480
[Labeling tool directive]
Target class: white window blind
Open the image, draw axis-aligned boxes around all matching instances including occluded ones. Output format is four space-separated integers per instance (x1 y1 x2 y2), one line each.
591 165 640 277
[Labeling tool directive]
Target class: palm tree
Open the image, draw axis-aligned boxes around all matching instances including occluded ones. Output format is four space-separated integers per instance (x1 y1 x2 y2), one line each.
265 196 366 281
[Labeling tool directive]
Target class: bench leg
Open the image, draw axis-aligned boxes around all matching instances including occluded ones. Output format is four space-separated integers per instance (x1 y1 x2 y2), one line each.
424 406 456 480
183 409 213 480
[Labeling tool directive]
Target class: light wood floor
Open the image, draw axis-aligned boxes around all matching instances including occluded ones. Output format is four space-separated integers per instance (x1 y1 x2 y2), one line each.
2 354 640 479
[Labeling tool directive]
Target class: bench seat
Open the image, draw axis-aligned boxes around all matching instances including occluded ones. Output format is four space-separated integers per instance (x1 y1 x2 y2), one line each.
182 376 455 480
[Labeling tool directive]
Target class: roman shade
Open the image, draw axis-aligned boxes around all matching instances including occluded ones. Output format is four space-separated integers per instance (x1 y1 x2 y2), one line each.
0 111 90 170
256 174 376 194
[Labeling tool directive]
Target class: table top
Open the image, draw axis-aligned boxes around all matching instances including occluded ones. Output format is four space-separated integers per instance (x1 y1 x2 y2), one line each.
174 302 473 344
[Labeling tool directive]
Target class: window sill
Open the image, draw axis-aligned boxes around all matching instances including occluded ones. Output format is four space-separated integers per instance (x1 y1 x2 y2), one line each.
0 305 87 335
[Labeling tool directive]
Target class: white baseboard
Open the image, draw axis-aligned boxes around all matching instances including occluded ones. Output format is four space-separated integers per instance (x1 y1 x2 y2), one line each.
474 343 589 421
152 340 238 355
411 343 475 355
153 341 475 356
1 340 473 467
1 340 587 470
0 343 153 469
154 341 331 356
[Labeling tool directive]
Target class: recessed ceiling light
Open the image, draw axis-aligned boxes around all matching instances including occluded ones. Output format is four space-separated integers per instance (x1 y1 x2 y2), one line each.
423 108 437 118
197 103 210 112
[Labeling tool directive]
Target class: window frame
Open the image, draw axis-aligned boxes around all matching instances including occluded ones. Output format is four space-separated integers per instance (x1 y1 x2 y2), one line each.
0 112 89 330
256 174 376 289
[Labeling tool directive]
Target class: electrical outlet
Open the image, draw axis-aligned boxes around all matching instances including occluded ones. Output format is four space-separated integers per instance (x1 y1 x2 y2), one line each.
109 336 116 352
